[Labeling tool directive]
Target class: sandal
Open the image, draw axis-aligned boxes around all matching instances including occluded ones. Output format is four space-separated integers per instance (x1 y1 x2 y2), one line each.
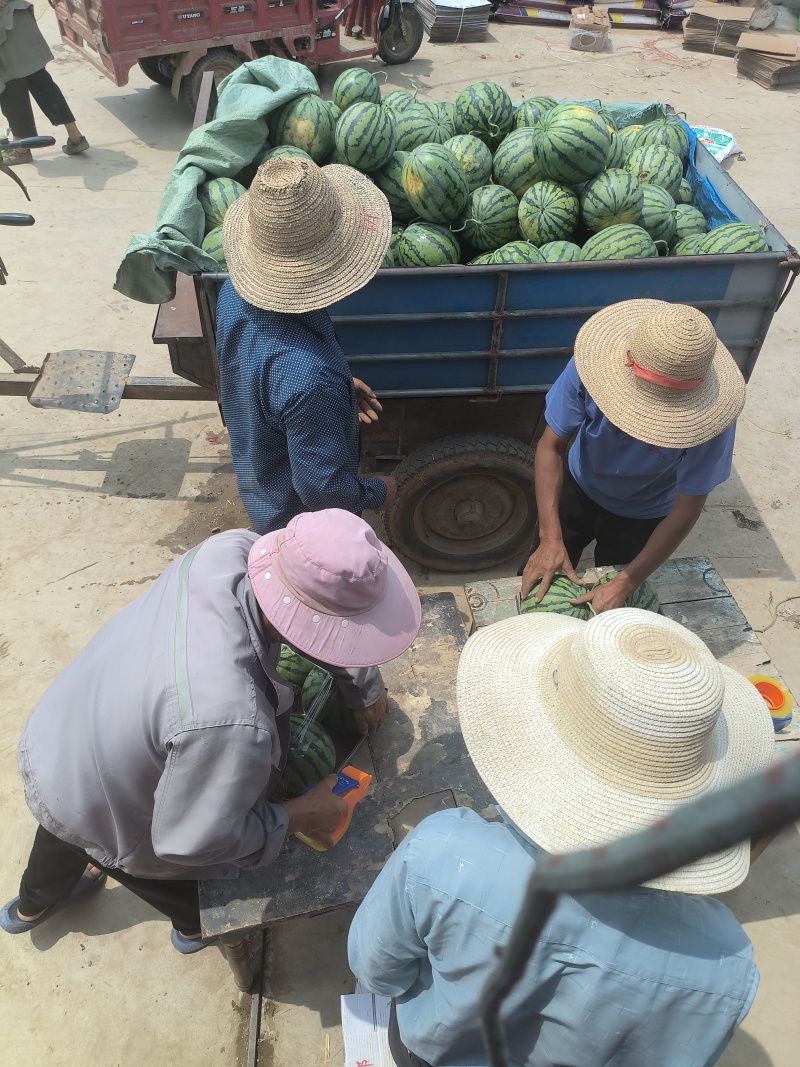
0 867 106 934
171 928 218 954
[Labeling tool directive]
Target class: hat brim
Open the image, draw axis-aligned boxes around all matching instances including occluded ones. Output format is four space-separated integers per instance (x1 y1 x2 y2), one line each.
247 531 421 669
456 612 774 894
574 299 745 448
222 164 391 314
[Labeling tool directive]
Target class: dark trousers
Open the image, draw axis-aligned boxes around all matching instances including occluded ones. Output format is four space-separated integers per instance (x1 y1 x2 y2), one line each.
18 826 203 936
0 68 75 140
388 1000 435 1067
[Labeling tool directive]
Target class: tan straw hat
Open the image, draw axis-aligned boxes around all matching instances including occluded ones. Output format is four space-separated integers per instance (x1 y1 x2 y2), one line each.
457 609 773 894
222 157 391 313
574 299 745 448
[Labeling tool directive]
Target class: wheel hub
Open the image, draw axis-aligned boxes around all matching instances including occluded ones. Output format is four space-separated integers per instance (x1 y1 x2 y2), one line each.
419 475 519 542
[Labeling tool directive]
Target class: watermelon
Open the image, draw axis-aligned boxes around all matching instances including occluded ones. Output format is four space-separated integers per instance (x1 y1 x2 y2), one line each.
332 68 381 112
374 151 415 221
389 224 404 259
326 101 342 124
580 169 643 232
393 103 435 151
198 177 246 230
201 227 226 268
397 222 461 266
527 96 557 114
493 240 546 264
605 130 625 171
539 240 582 262
638 185 677 245
401 143 469 225
437 102 456 140
272 94 335 164
700 223 769 254
631 117 689 165
532 103 612 185
520 575 588 620
592 570 661 613
672 235 707 257
453 80 514 150
444 134 493 192
383 88 418 113
261 145 312 164
619 126 644 160
302 667 359 733
335 102 397 172
492 128 545 200
468 251 498 265
625 144 683 199
582 224 659 262
518 181 579 246
514 100 545 129
672 204 707 244
276 645 315 687
272 716 336 801
675 178 693 205
460 185 520 251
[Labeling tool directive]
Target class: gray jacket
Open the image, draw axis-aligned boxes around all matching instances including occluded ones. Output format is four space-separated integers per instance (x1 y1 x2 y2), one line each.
17 530 384 880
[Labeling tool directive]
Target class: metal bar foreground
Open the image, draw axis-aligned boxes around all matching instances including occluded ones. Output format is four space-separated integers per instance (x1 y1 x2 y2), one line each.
479 750 800 1067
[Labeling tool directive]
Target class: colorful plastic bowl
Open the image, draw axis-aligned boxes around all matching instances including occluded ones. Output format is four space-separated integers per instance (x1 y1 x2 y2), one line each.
748 675 794 733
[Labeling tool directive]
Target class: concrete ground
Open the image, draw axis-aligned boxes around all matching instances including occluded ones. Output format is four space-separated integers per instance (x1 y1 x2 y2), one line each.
1 5 799 1065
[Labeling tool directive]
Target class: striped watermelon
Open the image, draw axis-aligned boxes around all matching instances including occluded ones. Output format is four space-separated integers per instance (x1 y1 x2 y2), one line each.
605 130 625 170
383 88 418 114
276 645 315 687
468 251 498 265
389 224 404 259
198 177 246 230
672 235 707 256
675 178 693 205
619 126 643 161
532 104 612 185
520 575 588 620
201 227 226 268
527 96 557 114
492 128 545 200
518 181 579 246
625 144 683 199
261 145 312 164
272 94 335 164
701 223 769 254
453 80 514 150
638 185 677 245
493 240 546 264
581 169 643 232
539 240 582 262
326 101 342 124
437 102 456 140
593 570 661 612
631 117 689 165
382 247 394 268
272 716 336 800
514 100 545 129
335 102 397 172
672 205 707 243
398 222 461 266
302 667 359 733
332 68 381 111
443 134 493 192
460 186 520 251
374 151 415 221
394 102 438 151
582 223 659 261
401 143 469 224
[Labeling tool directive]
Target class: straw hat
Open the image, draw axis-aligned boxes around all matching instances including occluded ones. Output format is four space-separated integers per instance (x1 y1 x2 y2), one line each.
457 609 773 894
573 299 745 448
222 157 391 313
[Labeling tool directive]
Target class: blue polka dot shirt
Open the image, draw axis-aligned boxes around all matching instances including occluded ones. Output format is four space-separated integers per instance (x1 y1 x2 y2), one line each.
215 280 388 534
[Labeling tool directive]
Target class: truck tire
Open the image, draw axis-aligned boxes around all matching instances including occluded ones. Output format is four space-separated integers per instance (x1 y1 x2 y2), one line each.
378 4 424 65
138 56 175 87
181 48 242 113
385 432 536 572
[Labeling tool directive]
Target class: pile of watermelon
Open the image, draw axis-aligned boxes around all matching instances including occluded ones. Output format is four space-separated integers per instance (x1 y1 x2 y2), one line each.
195 71 770 270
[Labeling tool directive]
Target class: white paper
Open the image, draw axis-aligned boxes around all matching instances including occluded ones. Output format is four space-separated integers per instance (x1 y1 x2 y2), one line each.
341 993 393 1067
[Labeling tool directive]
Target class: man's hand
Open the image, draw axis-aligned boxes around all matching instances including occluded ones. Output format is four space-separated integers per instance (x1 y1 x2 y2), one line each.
352 689 389 737
520 538 581 600
279 776 349 849
373 475 397 511
570 572 633 615
353 378 383 426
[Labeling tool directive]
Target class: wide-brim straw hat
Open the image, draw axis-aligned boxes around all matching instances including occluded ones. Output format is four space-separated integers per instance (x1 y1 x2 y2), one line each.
457 609 774 894
574 299 746 448
223 157 391 314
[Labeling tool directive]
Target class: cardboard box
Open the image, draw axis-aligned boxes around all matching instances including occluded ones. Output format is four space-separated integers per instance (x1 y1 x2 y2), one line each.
568 5 610 51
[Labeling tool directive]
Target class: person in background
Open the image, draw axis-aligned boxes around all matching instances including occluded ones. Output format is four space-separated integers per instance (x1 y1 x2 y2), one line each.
0 0 89 164
216 155 396 534
349 607 773 1067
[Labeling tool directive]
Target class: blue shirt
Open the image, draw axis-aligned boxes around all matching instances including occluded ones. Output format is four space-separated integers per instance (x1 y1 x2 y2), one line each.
546 360 736 519
348 808 758 1067
215 280 387 534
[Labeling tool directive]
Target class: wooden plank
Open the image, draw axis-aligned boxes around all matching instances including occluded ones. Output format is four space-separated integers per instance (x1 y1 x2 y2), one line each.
465 576 520 632
647 557 731 606
152 271 203 344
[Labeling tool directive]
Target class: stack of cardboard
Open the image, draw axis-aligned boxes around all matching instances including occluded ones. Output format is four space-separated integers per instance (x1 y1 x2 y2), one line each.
416 0 492 43
736 32 800 88
682 0 754 56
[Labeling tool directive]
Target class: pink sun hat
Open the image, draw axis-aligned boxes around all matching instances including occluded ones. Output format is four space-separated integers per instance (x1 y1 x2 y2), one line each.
248 509 421 668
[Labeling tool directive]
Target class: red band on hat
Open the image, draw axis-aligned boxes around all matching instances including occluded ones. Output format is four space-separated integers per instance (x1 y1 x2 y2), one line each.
625 351 703 391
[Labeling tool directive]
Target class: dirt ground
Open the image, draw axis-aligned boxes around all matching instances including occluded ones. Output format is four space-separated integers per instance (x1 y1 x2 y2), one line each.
1 5 799 1066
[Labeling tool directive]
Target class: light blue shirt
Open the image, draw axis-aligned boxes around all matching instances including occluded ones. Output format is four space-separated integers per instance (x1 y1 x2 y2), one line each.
348 808 758 1067
546 360 736 519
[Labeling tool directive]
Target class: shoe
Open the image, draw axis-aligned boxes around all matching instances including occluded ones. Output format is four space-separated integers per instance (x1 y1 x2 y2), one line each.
0 868 107 934
171 928 218 954
62 135 89 156
1 148 33 166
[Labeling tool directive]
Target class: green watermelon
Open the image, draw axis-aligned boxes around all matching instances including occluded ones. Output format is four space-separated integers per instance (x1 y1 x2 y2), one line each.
672 235 707 256
492 128 545 200
443 134 493 192
493 240 546 264
261 145 312 164
520 575 588 620
619 126 644 161
453 80 514 150
518 181 579 246
201 226 226 268
302 667 359 733
468 251 498 265
700 223 769 254
383 88 418 113
631 117 689 165
625 144 683 199
592 570 661 612
276 645 316 687
272 94 335 164
580 169 643 232
395 100 454 149
333 68 381 112
198 177 246 230
401 143 469 225
533 104 612 185
539 240 583 262
605 130 625 171
326 101 342 124
389 223 404 259
381 248 394 267
460 185 520 251
672 205 707 244
397 222 461 266
373 151 415 221
272 715 337 800
582 223 659 262
335 102 397 172
436 102 456 141
514 100 545 129
675 178 693 205
527 96 557 114
638 185 677 245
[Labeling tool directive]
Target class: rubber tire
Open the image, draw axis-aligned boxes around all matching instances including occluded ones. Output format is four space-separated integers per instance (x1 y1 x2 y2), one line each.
137 56 174 87
377 5 424 65
385 432 536 572
181 48 242 113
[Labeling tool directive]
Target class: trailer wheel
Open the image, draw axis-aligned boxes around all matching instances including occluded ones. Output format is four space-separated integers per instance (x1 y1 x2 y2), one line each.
385 433 535 572
378 4 424 65
181 49 242 112
138 56 175 87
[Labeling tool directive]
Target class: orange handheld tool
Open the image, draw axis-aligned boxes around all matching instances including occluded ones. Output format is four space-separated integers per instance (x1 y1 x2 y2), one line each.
295 766 373 851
